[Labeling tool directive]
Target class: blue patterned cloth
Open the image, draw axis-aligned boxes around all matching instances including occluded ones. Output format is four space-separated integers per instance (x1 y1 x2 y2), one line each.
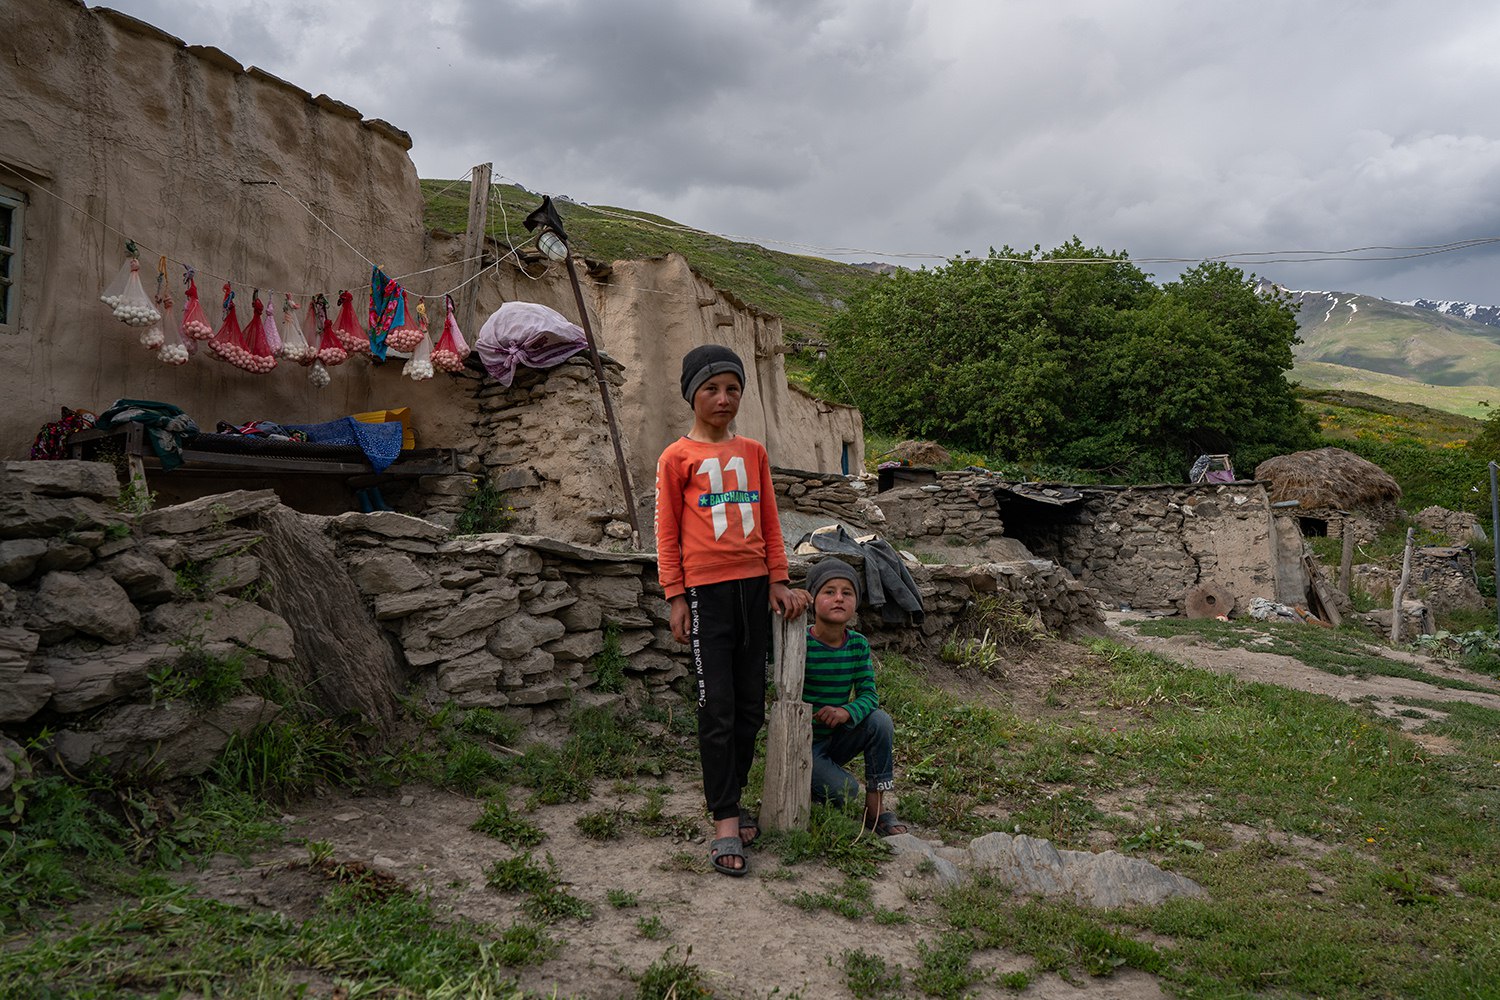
286 417 404 472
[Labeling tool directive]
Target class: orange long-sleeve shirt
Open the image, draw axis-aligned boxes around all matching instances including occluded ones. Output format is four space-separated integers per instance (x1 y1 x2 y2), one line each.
654 435 790 599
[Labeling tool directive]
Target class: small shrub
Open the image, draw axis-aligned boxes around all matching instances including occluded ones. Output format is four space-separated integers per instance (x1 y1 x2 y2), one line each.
493 921 557 966
607 888 640 908
841 948 903 999
460 707 523 746
472 795 546 848
636 915 669 940
576 808 624 841
637 946 713 1000
593 623 628 694
453 477 515 536
442 741 506 795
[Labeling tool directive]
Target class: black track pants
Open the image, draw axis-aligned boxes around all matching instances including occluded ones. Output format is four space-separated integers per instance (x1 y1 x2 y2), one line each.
687 575 770 821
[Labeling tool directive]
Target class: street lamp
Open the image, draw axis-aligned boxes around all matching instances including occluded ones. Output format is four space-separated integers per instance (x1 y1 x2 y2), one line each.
524 197 641 548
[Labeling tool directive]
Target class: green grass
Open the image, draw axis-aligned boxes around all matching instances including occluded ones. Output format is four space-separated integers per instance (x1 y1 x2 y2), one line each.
877 642 1500 995
1128 616 1498 693
421 178 879 342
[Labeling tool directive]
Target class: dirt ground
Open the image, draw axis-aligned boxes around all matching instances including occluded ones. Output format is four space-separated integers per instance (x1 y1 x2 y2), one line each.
175 616 1500 998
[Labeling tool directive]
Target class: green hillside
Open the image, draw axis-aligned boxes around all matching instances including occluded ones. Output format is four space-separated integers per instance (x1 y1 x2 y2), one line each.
1291 360 1498 418
1291 291 1500 392
420 179 880 341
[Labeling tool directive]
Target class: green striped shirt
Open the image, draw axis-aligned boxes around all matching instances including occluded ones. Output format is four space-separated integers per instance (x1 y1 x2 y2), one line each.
804 628 878 742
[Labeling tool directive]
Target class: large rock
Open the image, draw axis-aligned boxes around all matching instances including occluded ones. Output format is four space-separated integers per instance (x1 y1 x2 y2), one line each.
349 552 430 595
572 574 644 611
886 831 1207 908
0 539 48 584
374 588 461 620
39 642 177 713
486 613 566 658
0 627 39 669
0 667 54 722
139 490 280 535
53 694 277 777
428 585 521 640
543 629 604 662
331 510 447 542
145 597 294 661
98 549 176 603
0 493 124 540
1 460 120 500
28 571 140 644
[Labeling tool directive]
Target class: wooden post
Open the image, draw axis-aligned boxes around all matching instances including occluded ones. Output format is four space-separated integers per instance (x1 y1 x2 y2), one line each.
762 611 812 832
459 162 492 338
1339 524 1355 596
1391 527 1416 644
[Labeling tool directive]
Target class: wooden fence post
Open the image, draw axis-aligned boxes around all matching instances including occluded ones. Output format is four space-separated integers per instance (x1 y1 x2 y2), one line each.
762 611 811 832
1391 527 1416 644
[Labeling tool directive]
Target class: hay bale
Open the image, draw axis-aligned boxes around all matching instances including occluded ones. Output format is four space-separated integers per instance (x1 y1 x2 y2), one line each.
1253 447 1402 510
889 439 951 467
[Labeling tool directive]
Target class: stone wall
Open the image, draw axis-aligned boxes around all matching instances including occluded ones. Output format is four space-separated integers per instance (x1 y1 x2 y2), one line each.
400 355 637 546
1009 483 1285 613
2 462 1101 780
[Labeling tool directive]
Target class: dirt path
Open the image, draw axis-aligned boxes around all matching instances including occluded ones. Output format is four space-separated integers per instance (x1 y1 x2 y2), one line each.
173 619 1499 998
185 782 1168 999
1103 612 1500 749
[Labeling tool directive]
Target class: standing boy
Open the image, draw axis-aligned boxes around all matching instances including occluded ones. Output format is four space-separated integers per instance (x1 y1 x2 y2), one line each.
656 345 809 876
803 558 908 837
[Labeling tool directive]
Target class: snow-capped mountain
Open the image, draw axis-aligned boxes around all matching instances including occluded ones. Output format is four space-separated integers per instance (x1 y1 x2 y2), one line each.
1399 298 1500 330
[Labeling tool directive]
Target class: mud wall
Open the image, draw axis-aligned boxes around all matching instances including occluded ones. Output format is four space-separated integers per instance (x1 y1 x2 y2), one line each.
2 2 859 488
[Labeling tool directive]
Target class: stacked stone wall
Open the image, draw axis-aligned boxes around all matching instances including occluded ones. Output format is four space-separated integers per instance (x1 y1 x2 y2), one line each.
1014 484 1280 612
771 468 884 529
874 472 1008 549
1 462 1101 782
401 356 635 547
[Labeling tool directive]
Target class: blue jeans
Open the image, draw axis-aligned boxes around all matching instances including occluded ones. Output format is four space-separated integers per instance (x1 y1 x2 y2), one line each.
811 708 895 805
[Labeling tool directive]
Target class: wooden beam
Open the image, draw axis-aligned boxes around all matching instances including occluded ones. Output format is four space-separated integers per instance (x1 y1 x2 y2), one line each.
459 162 492 340
1339 525 1355 596
762 611 811 832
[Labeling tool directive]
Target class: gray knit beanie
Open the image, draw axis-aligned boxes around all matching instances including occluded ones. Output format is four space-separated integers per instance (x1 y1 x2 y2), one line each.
680 344 746 403
805 558 861 603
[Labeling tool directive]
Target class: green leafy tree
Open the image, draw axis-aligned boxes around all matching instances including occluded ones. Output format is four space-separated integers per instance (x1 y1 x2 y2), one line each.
817 243 1316 479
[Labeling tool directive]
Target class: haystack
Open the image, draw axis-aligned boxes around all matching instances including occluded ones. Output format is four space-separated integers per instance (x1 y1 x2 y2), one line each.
889 439 951 467
1253 447 1402 509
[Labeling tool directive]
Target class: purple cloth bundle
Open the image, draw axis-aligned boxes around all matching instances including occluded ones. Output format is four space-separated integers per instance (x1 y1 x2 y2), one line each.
475 301 589 387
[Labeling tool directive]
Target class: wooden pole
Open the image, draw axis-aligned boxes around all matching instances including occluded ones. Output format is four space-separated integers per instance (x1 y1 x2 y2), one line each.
762 611 812 832
1339 522 1355 596
1391 527 1416 644
459 162 492 339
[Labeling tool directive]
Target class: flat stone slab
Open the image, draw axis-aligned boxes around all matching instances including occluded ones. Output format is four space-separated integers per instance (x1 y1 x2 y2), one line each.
885 830 1207 907
2 460 120 500
139 491 280 535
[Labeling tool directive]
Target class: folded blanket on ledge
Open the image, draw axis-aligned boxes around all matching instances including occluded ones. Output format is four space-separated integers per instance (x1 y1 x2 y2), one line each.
285 417 404 472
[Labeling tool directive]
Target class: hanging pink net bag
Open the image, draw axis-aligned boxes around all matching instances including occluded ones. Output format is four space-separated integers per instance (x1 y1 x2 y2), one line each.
278 293 315 365
207 283 243 364
232 293 278 374
100 247 161 329
431 294 470 372
312 295 347 367
179 271 214 340
387 292 426 352
333 290 369 356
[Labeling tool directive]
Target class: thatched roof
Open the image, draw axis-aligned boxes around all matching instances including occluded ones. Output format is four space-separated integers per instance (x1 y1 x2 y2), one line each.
1253 447 1402 509
888 439 951 467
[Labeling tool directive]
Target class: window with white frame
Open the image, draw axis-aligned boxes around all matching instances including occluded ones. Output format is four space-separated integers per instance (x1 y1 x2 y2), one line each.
0 184 24 334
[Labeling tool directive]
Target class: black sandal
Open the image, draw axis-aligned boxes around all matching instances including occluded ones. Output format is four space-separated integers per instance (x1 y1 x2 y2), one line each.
709 835 749 877
738 808 760 847
865 810 908 837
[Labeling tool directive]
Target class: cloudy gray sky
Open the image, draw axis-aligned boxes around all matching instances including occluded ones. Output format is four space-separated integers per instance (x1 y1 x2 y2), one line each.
103 0 1500 303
